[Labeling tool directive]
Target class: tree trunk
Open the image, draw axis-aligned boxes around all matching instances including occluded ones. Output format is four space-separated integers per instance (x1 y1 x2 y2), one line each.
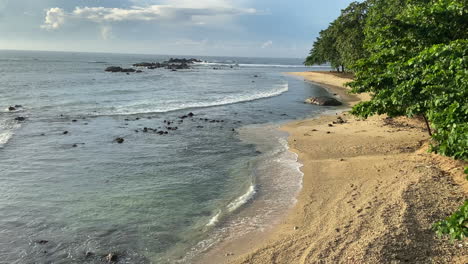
341 65 345 72
422 114 432 136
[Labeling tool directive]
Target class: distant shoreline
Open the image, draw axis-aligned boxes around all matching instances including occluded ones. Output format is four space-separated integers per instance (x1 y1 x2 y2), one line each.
213 71 467 263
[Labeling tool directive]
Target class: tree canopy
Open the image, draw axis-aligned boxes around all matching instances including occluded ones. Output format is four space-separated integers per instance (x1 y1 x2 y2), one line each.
304 1 368 71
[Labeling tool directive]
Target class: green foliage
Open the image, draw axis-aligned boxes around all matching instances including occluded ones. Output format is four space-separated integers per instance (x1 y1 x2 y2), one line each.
304 28 343 69
348 0 468 160
433 200 468 241
305 1 368 71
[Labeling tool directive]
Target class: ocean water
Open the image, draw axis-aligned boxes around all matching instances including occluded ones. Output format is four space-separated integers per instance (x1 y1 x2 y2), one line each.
0 50 335 263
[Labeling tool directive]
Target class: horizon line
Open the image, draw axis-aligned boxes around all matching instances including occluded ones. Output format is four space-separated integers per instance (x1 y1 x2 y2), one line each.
0 48 306 60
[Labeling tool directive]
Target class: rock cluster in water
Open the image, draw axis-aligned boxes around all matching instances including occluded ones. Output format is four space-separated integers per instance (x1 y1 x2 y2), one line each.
105 58 203 73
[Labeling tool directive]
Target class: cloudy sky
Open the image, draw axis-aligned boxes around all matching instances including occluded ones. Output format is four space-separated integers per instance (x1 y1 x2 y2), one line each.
0 0 355 58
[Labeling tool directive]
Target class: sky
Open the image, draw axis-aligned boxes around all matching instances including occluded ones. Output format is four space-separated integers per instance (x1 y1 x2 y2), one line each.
0 0 356 58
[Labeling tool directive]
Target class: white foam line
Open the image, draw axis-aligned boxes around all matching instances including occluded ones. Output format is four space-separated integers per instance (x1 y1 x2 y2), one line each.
99 83 289 116
206 210 222 227
226 184 256 212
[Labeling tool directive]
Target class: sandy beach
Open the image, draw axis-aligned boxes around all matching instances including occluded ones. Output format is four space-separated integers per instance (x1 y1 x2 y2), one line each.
207 72 468 263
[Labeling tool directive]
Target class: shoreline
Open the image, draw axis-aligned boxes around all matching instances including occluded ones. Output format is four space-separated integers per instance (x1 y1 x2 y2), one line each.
206 71 467 263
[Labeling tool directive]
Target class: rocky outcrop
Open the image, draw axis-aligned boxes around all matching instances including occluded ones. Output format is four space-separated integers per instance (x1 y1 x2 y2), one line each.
305 96 342 106
105 67 136 73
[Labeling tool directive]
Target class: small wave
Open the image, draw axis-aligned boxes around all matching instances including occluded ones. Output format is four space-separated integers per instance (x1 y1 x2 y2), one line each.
0 121 20 148
0 131 14 147
98 83 289 116
88 61 107 64
227 184 256 212
206 211 222 227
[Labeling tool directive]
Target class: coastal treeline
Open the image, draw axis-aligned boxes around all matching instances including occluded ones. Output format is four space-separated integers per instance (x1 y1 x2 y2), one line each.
306 0 467 240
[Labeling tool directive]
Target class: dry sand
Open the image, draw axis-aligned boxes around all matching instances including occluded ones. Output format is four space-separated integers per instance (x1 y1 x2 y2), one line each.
214 72 467 264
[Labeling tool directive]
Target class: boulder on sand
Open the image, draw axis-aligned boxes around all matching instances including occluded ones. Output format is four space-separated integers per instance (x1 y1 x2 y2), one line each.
305 96 342 106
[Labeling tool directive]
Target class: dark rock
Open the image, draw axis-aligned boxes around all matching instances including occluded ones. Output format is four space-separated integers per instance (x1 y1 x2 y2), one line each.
188 112 194 117
254 75 259 78
115 137 124 144
305 97 342 106
180 115 188 119
8 106 16 111
328 124 333 127
72 119 77 122
105 66 123 72
136 70 143 73
14 105 22 108
63 131 69 135
126 72 130 75
85 251 94 258
14 116 26 121
72 144 78 148
36 240 49 244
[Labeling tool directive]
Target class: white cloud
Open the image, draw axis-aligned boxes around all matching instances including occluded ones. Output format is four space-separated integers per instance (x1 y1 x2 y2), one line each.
41 7 66 30
261 40 273 48
41 2 256 30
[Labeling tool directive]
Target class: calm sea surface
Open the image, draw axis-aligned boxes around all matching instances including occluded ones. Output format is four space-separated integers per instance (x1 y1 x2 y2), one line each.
0 50 335 263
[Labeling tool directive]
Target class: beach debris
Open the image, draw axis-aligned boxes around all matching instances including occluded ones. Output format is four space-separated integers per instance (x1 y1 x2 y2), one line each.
14 116 26 121
305 96 342 106
115 137 124 144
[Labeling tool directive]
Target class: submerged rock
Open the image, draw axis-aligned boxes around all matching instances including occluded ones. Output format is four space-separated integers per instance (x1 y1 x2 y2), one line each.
305 96 342 106
8 106 16 111
14 116 26 121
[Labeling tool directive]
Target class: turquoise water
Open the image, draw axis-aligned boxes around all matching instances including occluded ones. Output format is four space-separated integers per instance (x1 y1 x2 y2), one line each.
0 50 335 263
